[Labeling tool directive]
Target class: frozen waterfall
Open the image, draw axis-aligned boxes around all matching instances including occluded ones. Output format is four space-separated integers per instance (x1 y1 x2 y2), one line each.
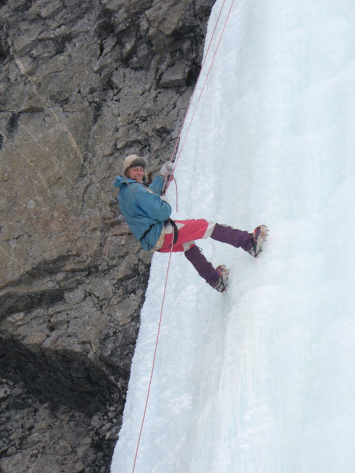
111 0 355 471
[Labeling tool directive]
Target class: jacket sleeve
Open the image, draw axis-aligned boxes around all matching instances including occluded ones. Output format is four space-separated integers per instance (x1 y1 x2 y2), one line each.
148 174 165 195
134 184 171 222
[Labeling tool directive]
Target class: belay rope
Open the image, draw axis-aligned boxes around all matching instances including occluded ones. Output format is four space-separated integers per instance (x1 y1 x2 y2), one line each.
131 1 236 471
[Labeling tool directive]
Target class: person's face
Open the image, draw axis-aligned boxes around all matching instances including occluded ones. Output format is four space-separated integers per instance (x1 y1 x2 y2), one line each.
126 166 145 183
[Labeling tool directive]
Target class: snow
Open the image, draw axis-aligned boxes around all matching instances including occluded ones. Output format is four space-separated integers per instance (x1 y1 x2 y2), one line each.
111 0 355 472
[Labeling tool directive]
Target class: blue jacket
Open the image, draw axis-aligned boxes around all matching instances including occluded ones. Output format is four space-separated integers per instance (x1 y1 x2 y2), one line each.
114 175 172 251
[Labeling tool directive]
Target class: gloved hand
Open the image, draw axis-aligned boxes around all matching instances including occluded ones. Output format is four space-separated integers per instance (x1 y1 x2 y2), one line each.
158 162 174 177
161 195 170 204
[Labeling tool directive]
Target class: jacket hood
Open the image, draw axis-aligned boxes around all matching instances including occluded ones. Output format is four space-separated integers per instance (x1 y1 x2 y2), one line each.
114 175 137 189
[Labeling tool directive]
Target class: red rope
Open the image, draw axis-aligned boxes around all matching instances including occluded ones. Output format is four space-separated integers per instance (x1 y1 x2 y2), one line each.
164 0 236 196
161 0 228 198
173 176 179 212
131 247 174 473
131 1 235 471
166 0 228 167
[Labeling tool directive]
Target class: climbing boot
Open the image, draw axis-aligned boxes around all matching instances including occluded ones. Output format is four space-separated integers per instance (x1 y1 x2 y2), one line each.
184 245 229 292
214 265 230 293
249 225 269 258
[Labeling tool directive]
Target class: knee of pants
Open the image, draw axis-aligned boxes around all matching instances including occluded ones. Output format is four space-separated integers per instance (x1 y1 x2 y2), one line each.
183 241 196 252
203 222 216 239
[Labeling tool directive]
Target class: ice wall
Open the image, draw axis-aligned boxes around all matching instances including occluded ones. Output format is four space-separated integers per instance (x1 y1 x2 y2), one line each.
111 0 355 472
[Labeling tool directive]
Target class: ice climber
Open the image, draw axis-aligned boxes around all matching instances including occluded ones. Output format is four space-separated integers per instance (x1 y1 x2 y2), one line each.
114 155 268 293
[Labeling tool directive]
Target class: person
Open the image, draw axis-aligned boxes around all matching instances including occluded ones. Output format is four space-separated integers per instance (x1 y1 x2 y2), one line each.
114 155 268 292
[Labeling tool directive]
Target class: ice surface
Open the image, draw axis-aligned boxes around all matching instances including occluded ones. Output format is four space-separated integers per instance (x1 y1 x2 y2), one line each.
111 0 355 472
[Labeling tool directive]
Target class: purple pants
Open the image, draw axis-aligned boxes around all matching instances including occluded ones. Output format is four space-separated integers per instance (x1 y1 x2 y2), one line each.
159 219 253 288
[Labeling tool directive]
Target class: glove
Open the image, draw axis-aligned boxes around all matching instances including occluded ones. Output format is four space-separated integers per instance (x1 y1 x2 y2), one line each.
161 195 170 204
158 162 174 177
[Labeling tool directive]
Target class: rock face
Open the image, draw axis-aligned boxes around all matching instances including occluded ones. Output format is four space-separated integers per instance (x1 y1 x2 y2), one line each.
0 0 215 471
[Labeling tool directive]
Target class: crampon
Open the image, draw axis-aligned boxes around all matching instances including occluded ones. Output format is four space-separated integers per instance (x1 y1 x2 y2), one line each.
249 225 269 258
214 265 230 293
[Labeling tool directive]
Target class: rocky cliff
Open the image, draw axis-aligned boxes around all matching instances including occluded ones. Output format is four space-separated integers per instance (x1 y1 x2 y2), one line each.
0 0 215 471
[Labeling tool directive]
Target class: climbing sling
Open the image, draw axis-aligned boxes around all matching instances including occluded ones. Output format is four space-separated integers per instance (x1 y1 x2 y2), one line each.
140 218 178 251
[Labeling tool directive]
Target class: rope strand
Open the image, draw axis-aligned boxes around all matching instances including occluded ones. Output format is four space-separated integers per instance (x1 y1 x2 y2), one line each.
165 0 236 196
131 245 174 473
166 0 228 170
